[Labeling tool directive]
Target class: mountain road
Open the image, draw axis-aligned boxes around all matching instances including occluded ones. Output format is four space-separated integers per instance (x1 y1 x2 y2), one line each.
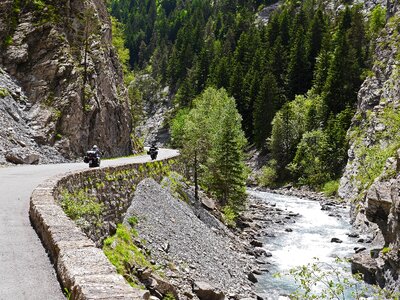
0 149 178 299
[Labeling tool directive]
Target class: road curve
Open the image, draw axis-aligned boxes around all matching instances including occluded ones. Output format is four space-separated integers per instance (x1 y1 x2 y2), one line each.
0 149 178 299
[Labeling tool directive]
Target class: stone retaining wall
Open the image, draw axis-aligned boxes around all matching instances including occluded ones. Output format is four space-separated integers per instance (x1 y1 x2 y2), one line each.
29 158 178 300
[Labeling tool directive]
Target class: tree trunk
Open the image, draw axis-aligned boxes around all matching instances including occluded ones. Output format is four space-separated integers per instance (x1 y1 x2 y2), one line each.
194 151 198 201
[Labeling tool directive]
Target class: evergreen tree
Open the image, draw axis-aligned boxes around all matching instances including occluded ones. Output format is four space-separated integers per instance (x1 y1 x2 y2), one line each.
312 37 331 95
205 93 247 209
253 72 280 148
306 8 327 75
286 27 310 100
323 7 362 114
171 87 247 215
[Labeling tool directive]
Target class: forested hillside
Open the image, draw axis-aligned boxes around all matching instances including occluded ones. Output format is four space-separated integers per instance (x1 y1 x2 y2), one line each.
109 0 386 191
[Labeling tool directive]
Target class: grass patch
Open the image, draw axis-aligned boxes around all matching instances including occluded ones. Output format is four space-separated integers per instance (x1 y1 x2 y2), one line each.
103 224 153 288
60 189 104 220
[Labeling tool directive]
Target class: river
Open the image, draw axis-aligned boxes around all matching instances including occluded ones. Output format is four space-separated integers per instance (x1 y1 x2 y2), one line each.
248 190 360 299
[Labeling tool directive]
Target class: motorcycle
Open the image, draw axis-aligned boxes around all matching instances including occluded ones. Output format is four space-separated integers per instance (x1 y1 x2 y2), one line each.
84 150 101 167
147 147 158 160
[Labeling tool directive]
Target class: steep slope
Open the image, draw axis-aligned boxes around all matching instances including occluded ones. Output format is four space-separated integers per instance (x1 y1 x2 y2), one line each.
339 8 400 287
0 67 67 164
0 0 132 160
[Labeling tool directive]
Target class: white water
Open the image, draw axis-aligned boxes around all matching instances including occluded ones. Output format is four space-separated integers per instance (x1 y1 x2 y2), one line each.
249 190 358 298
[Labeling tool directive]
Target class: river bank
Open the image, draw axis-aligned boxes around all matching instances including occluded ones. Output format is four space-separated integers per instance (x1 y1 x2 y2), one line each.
117 178 369 300
243 188 378 299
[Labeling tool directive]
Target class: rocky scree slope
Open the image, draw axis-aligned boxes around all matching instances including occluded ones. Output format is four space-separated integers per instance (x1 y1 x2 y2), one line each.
339 9 400 288
0 68 66 164
123 178 255 300
0 0 132 161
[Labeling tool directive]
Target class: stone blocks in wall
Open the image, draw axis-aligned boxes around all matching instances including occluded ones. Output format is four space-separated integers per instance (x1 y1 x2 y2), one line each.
29 158 178 300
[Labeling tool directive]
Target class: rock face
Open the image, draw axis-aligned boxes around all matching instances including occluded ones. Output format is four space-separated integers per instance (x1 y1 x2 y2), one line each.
123 178 254 299
0 0 132 160
339 9 400 288
0 68 66 164
132 74 172 147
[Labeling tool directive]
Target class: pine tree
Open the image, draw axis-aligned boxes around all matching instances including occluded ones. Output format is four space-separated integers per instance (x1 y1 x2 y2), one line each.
253 72 280 148
286 27 310 100
306 8 327 75
171 87 247 214
205 93 247 209
323 7 361 114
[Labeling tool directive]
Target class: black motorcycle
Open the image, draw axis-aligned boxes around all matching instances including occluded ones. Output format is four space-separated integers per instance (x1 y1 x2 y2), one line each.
147 147 158 160
84 150 100 167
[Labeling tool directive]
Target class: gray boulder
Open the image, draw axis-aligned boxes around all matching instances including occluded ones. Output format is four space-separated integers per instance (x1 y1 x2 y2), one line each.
5 148 39 164
192 281 225 300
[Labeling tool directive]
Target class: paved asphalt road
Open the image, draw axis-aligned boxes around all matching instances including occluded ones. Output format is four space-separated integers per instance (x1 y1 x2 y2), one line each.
0 149 178 299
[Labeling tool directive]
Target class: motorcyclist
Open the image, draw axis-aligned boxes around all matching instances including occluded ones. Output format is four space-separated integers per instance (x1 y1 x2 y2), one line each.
92 145 101 158
149 143 158 152
148 143 158 160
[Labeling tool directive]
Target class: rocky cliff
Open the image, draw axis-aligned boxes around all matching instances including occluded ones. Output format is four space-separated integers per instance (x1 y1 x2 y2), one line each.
0 0 132 162
339 6 400 288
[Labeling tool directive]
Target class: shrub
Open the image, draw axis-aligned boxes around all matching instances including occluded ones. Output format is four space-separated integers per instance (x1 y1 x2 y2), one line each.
0 88 10 98
222 205 237 227
323 180 339 197
258 165 278 187
282 257 400 299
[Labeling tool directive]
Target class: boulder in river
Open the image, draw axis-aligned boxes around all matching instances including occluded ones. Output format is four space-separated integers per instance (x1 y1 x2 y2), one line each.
331 237 343 243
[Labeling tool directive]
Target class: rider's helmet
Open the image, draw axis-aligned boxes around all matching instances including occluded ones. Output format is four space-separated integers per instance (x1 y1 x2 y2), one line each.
92 145 98 150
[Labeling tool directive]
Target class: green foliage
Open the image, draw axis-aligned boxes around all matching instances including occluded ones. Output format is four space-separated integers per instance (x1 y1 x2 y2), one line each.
127 216 139 227
163 292 176 300
0 88 10 98
222 205 237 227
63 288 72 300
323 180 339 197
289 105 353 188
161 171 190 203
110 0 373 188
322 6 367 115
257 160 278 187
369 5 386 35
253 72 280 148
111 16 131 80
269 95 311 179
169 108 189 148
289 130 332 187
285 257 400 299
60 189 104 221
103 224 153 287
171 87 248 215
204 90 248 208
127 79 144 128
4 36 13 46
353 104 400 190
